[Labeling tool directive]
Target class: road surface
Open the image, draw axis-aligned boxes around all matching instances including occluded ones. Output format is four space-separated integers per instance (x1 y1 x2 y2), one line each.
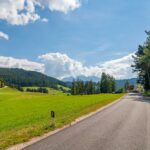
23 93 150 150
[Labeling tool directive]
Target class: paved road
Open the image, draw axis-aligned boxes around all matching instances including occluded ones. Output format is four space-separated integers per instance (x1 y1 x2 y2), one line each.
23 93 150 150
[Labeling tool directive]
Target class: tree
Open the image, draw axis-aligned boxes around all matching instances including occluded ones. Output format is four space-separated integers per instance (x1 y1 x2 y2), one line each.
100 72 116 93
87 80 95 94
0 79 5 88
133 31 150 90
100 73 109 93
124 80 129 92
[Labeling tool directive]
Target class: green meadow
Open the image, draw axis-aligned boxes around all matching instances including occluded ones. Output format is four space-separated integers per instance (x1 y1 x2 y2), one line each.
0 87 124 149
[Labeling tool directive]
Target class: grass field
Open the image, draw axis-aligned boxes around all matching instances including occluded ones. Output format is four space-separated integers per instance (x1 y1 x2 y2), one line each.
0 87 124 149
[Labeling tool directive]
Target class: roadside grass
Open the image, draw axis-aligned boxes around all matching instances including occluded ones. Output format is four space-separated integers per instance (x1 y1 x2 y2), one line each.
144 91 150 97
0 87 124 149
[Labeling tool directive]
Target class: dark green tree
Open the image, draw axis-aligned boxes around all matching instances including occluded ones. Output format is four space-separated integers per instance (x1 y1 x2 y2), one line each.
132 31 150 90
124 80 129 92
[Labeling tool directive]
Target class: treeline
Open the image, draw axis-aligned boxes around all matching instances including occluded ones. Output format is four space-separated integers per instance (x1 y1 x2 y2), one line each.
0 79 5 88
26 87 48 93
71 73 116 95
133 31 150 91
0 68 66 89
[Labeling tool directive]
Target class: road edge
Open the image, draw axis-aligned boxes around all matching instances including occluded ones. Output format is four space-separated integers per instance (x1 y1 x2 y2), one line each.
7 94 127 150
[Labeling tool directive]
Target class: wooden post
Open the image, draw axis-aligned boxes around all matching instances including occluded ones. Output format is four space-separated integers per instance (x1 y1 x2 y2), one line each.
51 111 55 128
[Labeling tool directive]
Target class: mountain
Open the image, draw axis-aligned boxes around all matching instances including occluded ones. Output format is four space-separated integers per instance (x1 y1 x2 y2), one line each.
62 76 100 82
0 68 66 88
63 76 137 89
116 78 137 89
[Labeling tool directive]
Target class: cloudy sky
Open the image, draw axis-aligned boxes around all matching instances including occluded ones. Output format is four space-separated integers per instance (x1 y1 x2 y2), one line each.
0 0 149 80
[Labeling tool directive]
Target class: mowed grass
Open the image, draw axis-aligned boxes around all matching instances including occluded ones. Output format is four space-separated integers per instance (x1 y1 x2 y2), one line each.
0 87 124 149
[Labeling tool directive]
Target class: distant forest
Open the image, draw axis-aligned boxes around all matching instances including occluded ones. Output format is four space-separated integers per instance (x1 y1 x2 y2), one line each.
0 68 66 89
71 73 117 95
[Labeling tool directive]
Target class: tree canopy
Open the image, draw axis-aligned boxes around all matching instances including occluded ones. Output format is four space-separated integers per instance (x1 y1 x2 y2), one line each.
133 31 150 90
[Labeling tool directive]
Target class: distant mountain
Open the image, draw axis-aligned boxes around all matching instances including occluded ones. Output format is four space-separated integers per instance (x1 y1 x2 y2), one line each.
63 76 137 89
62 76 100 82
0 68 66 88
116 78 137 89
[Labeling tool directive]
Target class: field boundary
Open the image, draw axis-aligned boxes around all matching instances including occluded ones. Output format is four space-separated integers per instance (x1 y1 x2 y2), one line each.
7 94 127 150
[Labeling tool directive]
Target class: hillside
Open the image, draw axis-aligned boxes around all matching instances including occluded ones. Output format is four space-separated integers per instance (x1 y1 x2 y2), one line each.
0 68 66 88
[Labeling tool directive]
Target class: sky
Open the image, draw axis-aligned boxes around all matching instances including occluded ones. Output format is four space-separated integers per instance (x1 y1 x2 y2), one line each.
0 0 149 80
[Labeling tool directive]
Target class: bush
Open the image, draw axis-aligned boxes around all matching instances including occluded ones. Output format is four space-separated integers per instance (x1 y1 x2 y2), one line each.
115 88 124 93
26 87 48 94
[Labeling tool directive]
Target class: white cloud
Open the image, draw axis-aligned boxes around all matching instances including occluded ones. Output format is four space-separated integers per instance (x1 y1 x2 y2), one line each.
0 0 40 25
41 18 49 23
39 52 137 79
39 52 86 79
97 53 136 79
0 0 82 25
0 31 9 40
0 56 44 73
0 53 136 80
46 0 81 14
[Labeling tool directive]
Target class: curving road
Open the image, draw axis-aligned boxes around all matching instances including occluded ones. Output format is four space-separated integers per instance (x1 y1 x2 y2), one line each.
23 93 150 150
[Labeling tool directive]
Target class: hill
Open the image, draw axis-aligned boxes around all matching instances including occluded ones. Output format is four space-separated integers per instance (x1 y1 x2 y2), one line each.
0 68 66 88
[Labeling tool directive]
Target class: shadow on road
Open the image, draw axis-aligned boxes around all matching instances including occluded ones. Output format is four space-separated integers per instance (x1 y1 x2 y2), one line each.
130 92 150 104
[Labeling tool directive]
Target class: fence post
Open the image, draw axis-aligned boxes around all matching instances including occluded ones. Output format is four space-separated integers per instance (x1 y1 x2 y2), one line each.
51 111 55 128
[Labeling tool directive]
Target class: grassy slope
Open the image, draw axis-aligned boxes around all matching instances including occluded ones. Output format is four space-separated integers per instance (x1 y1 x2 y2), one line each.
0 87 124 149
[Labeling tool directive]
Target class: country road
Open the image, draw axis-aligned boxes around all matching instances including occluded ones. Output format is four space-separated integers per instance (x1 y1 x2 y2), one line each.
23 93 150 150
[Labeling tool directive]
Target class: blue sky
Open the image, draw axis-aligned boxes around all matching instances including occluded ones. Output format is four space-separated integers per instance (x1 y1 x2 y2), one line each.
0 0 149 79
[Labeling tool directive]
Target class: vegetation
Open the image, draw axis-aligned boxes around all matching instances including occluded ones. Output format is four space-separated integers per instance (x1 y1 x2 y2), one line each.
124 80 129 92
26 87 49 93
0 68 66 89
133 31 150 91
0 79 5 88
100 72 116 93
0 87 124 149
144 90 150 96
71 73 116 95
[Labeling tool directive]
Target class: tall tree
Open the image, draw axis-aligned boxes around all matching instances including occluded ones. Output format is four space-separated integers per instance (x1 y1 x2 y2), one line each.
133 31 150 90
124 80 129 92
100 72 116 93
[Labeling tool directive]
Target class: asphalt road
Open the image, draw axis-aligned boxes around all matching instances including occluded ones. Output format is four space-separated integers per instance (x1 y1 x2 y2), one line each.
23 93 150 150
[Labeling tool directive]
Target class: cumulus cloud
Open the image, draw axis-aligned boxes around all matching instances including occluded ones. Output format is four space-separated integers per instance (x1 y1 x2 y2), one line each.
46 0 81 14
97 53 136 79
0 31 9 40
0 53 136 80
39 52 137 79
0 0 82 25
0 56 44 73
39 52 86 79
0 0 40 25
